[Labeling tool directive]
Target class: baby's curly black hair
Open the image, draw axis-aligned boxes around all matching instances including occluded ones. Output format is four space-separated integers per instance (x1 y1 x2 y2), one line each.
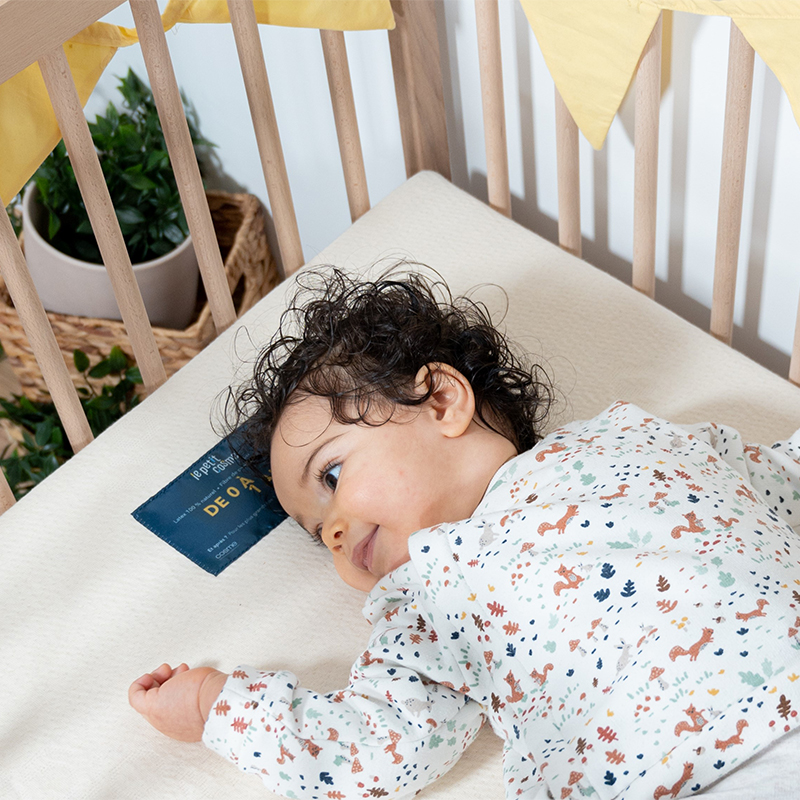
225 266 553 475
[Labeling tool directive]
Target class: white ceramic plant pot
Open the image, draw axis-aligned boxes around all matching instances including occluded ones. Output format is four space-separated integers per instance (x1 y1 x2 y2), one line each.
22 185 200 330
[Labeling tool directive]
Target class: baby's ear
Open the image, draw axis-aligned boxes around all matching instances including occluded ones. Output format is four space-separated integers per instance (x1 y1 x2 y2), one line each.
414 363 475 438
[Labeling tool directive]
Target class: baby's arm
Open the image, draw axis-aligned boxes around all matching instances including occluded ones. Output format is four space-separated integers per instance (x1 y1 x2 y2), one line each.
203 662 483 798
130 591 484 798
682 421 800 531
199 594 484 798
128 662 228 742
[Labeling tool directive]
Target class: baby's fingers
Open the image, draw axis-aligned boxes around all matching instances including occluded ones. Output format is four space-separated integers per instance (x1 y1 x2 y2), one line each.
128 663 173 712
129 674 157 712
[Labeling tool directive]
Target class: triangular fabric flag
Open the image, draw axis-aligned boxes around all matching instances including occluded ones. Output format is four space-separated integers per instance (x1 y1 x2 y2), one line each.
519 0 660 150
1 0 394 203
519 0 800 150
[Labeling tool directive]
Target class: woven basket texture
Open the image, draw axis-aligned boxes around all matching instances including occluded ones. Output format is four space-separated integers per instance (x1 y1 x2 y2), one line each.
1 191 279 402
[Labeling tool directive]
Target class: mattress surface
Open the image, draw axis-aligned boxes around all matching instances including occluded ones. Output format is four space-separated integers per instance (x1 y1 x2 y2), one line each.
3 171 800 799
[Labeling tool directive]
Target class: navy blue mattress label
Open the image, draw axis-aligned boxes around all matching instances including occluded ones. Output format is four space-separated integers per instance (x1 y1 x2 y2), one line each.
132 438 286 575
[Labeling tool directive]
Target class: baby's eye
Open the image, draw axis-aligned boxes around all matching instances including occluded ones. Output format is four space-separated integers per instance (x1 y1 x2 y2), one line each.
322 462 340 491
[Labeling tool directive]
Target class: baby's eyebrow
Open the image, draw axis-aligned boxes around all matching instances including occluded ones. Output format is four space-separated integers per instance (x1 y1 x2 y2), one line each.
301 433 344 483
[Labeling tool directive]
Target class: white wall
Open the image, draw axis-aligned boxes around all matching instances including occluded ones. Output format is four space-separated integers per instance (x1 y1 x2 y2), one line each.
94 1 800 377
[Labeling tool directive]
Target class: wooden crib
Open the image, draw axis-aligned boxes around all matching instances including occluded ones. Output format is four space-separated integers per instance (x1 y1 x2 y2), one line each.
2 2 800 798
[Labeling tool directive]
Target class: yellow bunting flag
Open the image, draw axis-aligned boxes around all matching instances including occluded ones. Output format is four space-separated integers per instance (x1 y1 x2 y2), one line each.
519 0 800 150
0 0 394 204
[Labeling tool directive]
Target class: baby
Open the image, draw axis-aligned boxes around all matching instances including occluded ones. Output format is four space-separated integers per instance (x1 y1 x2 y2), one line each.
130 268 800 799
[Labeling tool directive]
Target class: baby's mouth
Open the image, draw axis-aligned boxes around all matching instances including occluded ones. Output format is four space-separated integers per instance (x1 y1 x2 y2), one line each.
354 528 379 574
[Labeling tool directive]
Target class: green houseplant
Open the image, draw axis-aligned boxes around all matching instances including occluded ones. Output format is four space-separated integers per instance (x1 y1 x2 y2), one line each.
21 69 212 329
0 346 141 499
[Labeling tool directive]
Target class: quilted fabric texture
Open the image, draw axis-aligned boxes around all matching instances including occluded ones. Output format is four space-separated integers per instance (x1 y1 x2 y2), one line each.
2 171 800 799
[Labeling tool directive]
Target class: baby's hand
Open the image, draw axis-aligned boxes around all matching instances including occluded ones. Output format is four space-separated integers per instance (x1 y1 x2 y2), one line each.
129 662 228 742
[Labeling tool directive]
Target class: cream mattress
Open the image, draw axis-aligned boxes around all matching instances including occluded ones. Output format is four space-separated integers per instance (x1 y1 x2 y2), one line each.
3 171 800 800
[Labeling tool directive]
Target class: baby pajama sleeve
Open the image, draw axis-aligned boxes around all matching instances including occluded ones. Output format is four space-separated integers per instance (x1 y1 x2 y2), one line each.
202 579 486 799
681 421 800 532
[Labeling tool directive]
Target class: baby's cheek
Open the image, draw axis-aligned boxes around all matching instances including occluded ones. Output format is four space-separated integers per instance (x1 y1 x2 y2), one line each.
333 552 379 593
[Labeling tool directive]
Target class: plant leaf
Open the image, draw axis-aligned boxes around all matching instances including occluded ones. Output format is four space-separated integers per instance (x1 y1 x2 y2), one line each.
122 170 157 192
88 359 112 379
19 396 37 414
107 345 127 373
73 349 90 373
115 206 145 225
163 223 185 245
149 239 173 256
146 150 169 170
35 419 54 447
47 210 61 240
87 395 114 411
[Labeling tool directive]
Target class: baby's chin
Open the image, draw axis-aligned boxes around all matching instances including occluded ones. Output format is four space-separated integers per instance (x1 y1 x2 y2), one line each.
374 546 413 580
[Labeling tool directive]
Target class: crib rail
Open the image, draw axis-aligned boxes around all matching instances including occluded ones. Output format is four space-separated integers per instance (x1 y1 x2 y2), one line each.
38 47 168 393
473 8 800 381
132 0 237 333
475 0 510 218
321 29 371 223
227 0 304 275
554 88 582 259
388 0 450 180
633 15 663 301
710 22 755 348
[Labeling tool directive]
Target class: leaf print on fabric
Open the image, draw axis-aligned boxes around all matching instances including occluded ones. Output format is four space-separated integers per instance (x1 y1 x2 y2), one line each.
231 717 250 734
601 563 616 579
213 700 230 716
778 695 792 720
487 601 507 617
738 671 765 687
597 726 617 743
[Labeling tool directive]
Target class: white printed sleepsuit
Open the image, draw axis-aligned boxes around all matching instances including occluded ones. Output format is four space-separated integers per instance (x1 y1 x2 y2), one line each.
203 401 800 799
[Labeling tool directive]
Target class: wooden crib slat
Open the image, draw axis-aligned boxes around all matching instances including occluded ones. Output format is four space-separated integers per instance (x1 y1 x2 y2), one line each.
633 14 662 300
0 195 93 454
387 0 451 180
37 47 167 394
475 0 510 217
227 0 304 275
710 22 755 346
555 88 581 257
131 0 236 335
320 30 370 223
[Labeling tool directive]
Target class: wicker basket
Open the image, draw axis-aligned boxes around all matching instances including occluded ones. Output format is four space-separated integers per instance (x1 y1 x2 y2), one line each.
1 191 279 402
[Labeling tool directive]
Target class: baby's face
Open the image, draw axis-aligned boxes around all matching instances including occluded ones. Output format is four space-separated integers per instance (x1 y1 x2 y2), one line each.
270 394 488 591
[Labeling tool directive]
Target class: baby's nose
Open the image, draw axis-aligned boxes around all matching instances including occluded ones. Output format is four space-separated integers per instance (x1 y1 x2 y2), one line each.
322 520 346 552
